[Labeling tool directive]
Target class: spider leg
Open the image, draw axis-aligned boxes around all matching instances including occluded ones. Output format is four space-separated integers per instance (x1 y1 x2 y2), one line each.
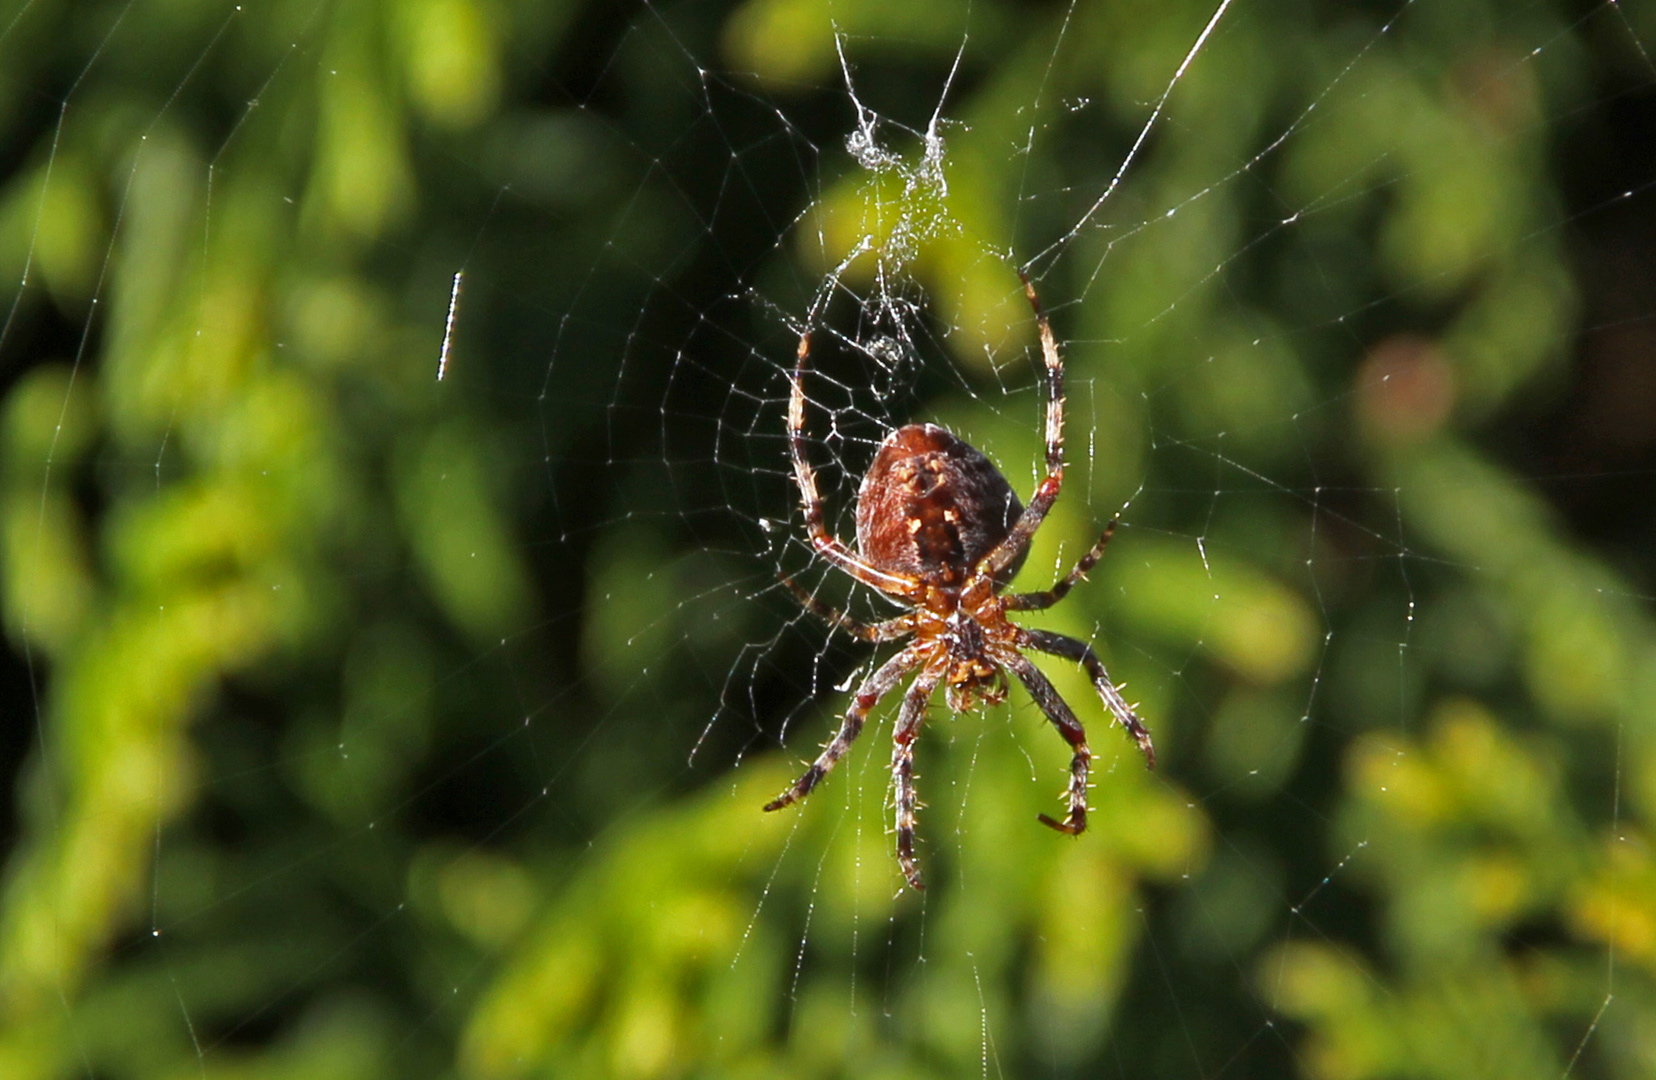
891 664 944 890
1005 518 1117 612
974 272 1066 586
780 574 914 643
790 333 921 598
764 645 922 814
1003 654 1093 835
1024 629 1155 768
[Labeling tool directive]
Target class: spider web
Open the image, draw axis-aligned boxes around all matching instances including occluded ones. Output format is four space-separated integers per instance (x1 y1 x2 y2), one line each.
0 0 1653 1077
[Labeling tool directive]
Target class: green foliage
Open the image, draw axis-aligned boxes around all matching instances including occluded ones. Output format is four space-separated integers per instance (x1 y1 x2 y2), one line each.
0 0 1649 1077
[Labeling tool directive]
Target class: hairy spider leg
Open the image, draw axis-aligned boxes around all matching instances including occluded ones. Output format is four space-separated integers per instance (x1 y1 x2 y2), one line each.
1006 517 1118 612
975 272 1067 586
764 645 922 813
1004 653 1093 835
891 664 944 890
779 574 914 643
789 333 920 598
1026 629 1156 768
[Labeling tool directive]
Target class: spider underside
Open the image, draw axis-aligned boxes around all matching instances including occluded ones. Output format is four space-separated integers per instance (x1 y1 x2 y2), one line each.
767 272 1155 891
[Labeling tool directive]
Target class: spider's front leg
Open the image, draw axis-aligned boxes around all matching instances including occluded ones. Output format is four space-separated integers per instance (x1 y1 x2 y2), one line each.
764 646 921 813
1004 654 1092 835
1026 629 1155 768
891 665 944 890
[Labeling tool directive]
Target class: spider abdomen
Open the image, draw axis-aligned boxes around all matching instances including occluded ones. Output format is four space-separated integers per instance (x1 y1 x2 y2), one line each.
854 423 1026 587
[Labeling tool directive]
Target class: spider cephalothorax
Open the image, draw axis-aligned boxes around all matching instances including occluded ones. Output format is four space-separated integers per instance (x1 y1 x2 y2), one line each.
767 272 1154 890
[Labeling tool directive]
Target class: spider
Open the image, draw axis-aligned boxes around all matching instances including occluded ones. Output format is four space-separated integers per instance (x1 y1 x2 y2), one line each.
766 271 1155 890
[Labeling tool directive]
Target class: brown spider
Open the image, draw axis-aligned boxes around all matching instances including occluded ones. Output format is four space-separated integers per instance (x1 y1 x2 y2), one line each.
765 271 1155 890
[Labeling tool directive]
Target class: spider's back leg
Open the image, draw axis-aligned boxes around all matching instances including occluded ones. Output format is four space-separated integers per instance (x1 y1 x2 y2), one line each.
975 272 1068 585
